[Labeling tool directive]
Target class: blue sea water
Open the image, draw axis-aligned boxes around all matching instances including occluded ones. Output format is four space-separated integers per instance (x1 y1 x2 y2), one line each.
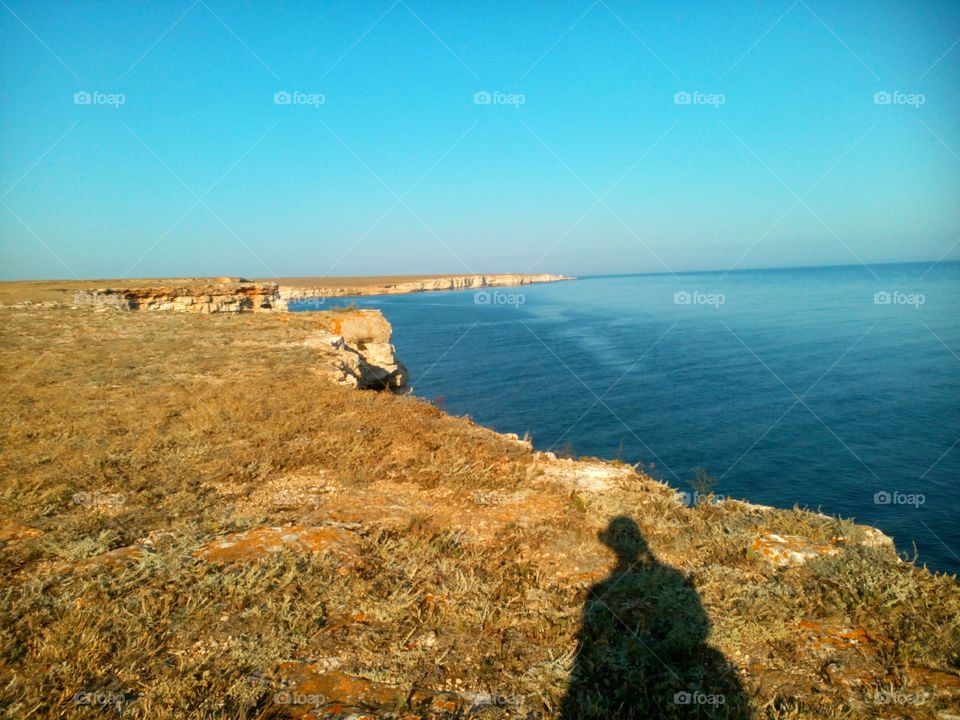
294 262 960 575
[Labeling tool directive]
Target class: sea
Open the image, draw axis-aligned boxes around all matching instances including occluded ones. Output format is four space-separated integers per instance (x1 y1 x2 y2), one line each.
292 262 960 575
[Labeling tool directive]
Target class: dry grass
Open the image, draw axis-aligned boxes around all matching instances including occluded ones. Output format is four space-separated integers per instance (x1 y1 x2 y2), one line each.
1 306 958 719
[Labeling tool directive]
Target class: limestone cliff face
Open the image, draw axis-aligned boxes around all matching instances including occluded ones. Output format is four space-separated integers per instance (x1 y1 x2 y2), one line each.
305 309 408 390
281 273 571 302
72 283 286 313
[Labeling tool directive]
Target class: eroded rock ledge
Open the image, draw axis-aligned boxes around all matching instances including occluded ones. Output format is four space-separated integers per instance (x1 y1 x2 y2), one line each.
280 273 571 302
72 282 285 313
306 309 408 390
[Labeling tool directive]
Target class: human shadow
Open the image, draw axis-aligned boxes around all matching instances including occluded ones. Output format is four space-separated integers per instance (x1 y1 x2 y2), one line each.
560 516 751 719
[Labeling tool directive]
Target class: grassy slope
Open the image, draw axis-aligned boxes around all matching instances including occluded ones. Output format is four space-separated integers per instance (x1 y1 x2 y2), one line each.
0 307 958 719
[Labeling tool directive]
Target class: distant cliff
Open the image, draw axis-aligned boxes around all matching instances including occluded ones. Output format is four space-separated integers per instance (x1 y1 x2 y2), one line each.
280 273 572 302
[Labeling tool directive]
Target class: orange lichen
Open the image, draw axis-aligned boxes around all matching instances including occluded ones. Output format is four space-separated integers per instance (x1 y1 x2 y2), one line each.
0 520 42 545
278 667 400 707
798 620 892 654
748 533 840 567
193 526 346 563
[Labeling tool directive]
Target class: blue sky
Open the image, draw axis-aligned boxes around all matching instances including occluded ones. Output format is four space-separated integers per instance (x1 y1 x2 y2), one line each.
1 0 958 279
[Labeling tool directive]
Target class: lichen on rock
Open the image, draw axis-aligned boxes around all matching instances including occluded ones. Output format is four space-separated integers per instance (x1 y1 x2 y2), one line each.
305 309 408 390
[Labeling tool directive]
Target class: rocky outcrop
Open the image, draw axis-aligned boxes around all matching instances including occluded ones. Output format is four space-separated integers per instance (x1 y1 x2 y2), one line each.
281 273 571 302
72 283 285 313
305 309 408 390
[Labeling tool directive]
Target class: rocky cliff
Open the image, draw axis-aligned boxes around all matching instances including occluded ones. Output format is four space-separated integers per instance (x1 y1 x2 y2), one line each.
306 309 408 390
280 273 571 302
71 283 286 313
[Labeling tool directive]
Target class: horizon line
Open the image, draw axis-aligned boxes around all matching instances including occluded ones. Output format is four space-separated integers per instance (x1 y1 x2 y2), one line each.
1 257 958 284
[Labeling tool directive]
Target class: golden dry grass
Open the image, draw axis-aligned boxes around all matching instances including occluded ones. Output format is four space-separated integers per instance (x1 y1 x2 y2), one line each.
1 306 958 719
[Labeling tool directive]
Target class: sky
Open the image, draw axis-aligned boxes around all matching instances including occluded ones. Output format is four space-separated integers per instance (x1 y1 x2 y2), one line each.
1 0 958 280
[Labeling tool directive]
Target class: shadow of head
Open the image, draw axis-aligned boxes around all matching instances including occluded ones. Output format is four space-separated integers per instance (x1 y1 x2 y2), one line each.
597 515 652 568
